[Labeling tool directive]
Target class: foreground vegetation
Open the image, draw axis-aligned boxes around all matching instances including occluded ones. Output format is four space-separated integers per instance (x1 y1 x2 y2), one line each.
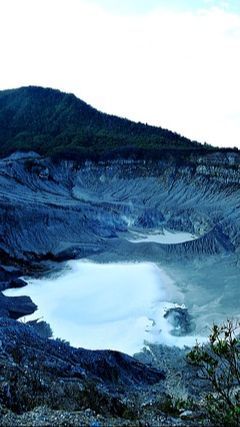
188 320 240 426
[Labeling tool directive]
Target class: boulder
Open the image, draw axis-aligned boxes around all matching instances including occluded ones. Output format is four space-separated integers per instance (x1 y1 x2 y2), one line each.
8 279 28 289
164 306 195 336
0 292 37 319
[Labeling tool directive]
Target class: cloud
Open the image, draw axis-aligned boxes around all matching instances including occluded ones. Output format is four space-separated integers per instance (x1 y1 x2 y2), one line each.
0 0 240 147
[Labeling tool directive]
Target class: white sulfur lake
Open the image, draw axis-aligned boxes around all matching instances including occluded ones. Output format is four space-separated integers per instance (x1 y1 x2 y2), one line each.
127 229 197 244
4 261 204 355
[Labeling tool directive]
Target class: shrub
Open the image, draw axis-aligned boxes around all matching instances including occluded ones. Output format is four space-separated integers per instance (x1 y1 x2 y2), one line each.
187 320 240 426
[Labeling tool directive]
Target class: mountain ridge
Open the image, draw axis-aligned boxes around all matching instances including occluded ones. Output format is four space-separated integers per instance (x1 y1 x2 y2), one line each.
0 85 216 161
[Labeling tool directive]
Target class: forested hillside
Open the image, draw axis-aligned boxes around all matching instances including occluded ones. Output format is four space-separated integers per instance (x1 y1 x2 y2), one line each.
0 86 214 161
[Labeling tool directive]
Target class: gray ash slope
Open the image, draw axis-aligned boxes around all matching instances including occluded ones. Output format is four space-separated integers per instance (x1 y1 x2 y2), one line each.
0 150 239 262
0 148 240 334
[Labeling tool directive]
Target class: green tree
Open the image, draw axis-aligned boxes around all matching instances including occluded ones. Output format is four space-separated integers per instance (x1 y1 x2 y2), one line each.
188 320 240 426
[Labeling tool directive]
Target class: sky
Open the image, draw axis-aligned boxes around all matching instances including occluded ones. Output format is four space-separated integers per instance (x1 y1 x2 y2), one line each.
0 0 240 148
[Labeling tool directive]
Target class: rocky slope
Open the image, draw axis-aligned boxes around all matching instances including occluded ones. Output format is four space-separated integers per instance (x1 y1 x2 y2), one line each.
0 317 209 426
0 151 239 262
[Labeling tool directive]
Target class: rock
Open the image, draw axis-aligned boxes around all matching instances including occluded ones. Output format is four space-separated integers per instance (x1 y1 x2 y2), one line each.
0 317 165 388
26 319 53 339
39 167 49 179
0 292 37 319
0 265 25 292
76 348 165 386
8 279 28 289
163 306 195 336
180 410 204 420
